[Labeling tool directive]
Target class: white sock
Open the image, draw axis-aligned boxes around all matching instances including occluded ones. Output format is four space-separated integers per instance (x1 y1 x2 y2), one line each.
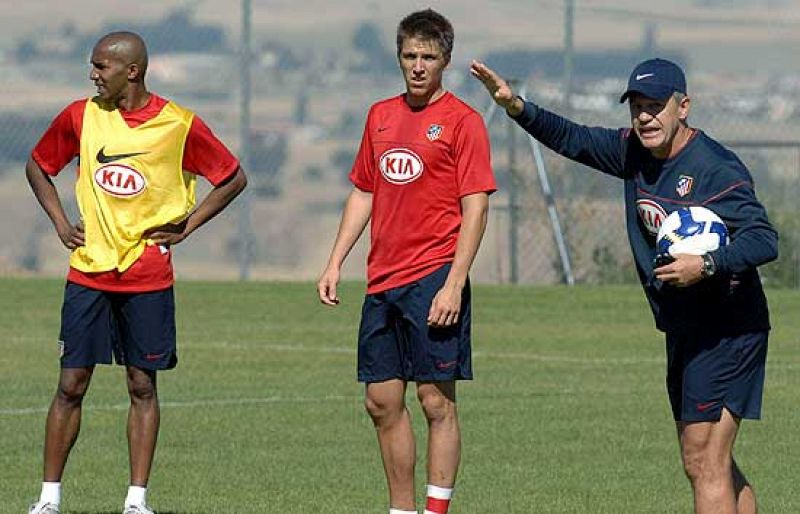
389 509 417 514
125 486 147 507
426 484 453 500
39 482 61 505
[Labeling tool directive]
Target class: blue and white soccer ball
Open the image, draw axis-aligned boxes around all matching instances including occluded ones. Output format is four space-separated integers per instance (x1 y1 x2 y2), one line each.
656 206 729 258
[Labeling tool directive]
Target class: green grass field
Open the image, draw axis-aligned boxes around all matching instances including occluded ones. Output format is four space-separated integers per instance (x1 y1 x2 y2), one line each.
1 278 798 514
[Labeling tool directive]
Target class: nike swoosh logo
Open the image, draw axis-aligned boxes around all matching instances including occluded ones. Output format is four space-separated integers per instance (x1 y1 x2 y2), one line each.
636 73 655 81
96 146 148 164
696 401 717 412
377 127 390 132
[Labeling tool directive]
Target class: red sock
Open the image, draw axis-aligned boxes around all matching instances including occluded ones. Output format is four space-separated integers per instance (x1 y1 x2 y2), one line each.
424 484 453 514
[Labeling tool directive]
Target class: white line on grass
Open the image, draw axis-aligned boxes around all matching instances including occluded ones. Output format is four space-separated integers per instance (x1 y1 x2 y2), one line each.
10 337 800 368
186 341 667 365
0 394 359 417
4 339 798 417
186 341 800 369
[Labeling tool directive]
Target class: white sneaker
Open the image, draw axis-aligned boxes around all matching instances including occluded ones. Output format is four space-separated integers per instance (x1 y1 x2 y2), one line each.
28 502 59 514
123 504 155 514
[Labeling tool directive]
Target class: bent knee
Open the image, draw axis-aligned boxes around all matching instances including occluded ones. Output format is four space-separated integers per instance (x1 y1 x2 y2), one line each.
682 447 731 483
128 382 157 401
418 391 456 423
56 384 88 404
126 368 157 401
364 395 404 424
56 370 93 403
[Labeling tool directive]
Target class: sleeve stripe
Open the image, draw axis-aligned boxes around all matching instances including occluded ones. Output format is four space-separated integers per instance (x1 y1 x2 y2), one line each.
702 180 752 205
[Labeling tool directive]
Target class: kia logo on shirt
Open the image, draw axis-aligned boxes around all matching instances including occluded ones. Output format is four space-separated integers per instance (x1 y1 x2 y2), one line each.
636 199 668 235
94 164 147 198
379 148 424 185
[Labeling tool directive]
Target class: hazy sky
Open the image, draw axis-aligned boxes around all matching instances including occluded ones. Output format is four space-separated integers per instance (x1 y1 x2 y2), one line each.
1 1 797 73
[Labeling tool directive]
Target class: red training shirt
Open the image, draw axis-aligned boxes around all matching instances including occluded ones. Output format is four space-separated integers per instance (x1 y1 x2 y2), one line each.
32 94 239 292
350 92 496 293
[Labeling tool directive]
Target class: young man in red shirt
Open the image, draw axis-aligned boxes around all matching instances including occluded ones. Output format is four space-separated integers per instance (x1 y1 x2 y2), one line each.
318 10 495 514
26 32 246 514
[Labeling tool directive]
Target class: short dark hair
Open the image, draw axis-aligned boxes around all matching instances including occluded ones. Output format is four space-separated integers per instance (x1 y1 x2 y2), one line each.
396 9 454 62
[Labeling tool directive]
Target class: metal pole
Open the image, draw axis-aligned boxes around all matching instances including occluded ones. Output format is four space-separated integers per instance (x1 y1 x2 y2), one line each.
237 0 255 280
508 90 519 285
483 98 498 127
563 0 575 117
519 86 575 286
529 137 575 286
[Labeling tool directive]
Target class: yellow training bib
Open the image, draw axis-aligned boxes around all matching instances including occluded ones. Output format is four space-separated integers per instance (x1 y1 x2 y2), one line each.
70 98 196 273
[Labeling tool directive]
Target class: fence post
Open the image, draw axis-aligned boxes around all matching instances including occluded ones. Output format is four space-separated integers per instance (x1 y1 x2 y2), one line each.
508 80 519 284
237 0 256 281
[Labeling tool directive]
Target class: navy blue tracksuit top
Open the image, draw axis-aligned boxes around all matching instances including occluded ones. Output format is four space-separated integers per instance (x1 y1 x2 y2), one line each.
511 101 778 335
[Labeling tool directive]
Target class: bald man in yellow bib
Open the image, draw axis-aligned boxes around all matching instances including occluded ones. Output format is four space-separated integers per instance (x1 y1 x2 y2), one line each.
25 32 247 514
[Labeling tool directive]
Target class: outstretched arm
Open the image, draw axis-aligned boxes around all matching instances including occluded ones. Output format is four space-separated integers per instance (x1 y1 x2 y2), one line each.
144 167 247 245
470 60 524 116
317 187 373 306
471 60 625 177
25 157 84 249
428 192 489 327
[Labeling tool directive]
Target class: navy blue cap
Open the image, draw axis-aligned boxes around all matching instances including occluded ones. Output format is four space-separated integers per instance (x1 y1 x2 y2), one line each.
619 58 686 103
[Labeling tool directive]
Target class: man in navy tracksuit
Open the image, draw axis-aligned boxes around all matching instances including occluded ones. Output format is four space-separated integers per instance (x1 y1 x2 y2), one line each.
471 58 777 514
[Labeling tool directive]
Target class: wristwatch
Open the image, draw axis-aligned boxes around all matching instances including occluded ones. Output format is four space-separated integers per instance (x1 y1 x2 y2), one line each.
700 253 717 278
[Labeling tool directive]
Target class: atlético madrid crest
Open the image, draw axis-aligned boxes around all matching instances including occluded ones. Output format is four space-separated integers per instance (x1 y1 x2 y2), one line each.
676 175 694 197
426 124 443 142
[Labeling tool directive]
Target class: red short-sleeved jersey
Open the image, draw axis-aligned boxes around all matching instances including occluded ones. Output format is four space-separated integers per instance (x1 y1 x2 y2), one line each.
31 94 240 292
350 92 496 293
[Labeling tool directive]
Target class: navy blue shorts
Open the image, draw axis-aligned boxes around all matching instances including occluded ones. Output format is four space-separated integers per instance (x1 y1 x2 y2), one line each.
58 282 177 370
666 331 768 422
357 264 472 383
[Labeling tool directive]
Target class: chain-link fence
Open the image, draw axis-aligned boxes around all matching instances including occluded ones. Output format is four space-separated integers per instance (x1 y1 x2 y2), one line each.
1 1 797 287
